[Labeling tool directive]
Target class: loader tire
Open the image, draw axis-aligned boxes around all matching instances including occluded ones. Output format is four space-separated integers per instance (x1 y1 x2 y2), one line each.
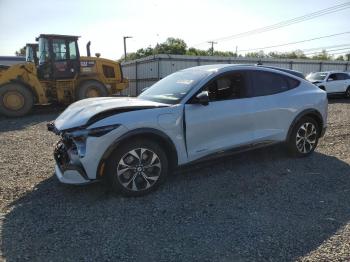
0 83 34 117
76 81 108 100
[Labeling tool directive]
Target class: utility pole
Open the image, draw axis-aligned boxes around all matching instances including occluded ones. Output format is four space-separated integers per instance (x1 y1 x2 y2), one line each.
208 41 217 56
235 46 238 57
123 36 132 62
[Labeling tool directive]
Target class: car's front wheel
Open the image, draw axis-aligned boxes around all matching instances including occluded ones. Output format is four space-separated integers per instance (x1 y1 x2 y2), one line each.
287 117 320 157
106 139 168 196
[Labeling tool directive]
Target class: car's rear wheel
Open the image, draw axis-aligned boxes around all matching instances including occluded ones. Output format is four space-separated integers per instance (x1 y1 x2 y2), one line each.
106 139 168 196
345 86 350 98
287 117 320 157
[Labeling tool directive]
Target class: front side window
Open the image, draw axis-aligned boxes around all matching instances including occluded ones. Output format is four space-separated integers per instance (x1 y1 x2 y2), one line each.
250 71 292 97
139 70 210 104
38 38 49 65
202 72 247 101
52 39 67 61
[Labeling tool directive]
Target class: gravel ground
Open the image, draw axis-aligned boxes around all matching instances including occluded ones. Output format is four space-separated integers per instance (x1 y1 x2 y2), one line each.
0 99 349 262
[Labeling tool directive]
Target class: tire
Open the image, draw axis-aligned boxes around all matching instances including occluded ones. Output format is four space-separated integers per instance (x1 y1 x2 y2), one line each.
76 81 108 100
345 86 350 98
287 116 320 157
0 83 34 117
105 139 168 197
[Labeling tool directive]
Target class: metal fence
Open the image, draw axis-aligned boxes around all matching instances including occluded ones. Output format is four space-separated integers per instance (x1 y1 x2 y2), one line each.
120 54 350 96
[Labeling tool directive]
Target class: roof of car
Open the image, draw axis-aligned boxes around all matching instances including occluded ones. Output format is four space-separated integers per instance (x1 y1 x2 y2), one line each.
182 64 305 78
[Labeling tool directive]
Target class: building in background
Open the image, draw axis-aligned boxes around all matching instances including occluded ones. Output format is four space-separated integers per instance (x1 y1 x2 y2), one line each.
121 54 350 96
0 56 25 66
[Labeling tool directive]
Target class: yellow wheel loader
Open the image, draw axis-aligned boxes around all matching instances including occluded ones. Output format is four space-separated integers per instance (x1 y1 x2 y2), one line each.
0 34 128 117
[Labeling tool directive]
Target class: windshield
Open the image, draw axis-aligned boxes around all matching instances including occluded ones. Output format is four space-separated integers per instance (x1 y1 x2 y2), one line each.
306 72 327 81
138 70 210 104
38 37 49 65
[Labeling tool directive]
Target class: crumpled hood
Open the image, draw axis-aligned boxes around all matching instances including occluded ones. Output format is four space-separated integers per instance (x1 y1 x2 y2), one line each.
54 97 169 131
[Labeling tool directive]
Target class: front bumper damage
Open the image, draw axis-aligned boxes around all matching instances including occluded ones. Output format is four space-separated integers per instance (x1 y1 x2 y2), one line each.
53 139 92 184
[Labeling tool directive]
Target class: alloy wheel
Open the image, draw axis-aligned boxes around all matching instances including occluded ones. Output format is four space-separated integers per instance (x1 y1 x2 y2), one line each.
296 122 317 154
346 88 350 98
116 148 162 191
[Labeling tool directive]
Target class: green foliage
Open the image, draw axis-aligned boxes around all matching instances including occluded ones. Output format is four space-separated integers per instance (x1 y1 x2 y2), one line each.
311 50 331 60
335 55 344 61
155 38 187 55
15 46 26 56
121 37 347 62
245 51 266 58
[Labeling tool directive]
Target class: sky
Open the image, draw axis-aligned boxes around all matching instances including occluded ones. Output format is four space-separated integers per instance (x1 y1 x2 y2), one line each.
0 0 350 60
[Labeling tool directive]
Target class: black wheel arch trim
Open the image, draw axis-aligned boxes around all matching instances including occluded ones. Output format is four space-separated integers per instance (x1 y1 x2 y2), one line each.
96 127 178 179
287 109 324 140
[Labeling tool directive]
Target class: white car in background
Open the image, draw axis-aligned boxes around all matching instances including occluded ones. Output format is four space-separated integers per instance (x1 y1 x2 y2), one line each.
306 71 350 98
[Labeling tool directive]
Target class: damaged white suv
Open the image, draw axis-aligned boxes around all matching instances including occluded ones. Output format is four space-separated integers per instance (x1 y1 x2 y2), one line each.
48 64 328 196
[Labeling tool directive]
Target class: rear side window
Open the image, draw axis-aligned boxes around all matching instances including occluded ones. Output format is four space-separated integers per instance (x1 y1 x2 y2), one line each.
250 71 299 97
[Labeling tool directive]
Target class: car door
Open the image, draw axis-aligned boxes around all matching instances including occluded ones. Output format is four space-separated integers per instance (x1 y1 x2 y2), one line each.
325 73 344 93
184 71 255 161
246 70 300 143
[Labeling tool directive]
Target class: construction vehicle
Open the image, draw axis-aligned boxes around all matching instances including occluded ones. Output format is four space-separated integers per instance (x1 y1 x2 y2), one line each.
0 34 128 117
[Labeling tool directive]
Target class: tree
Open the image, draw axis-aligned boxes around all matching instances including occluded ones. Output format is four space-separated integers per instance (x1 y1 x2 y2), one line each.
345 53 350 61
311 50 331 60
245 50 265 58
15 46 26 56
267 50 307 59
154 37 187 55
335 55 344 61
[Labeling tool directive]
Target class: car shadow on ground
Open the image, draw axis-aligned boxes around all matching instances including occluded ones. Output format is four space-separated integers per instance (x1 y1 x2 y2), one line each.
0 106 62 132
2 145 350 261
327 97 350 104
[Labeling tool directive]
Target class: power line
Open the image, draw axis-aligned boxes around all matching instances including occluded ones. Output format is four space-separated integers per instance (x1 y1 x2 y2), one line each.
238 31 350 52
304 47 350 55
305 48 350 56
302 43 350 52
193 2 350 46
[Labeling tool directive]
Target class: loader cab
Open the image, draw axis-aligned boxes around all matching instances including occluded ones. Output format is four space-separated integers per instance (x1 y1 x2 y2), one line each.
37 34 80 80
25 43 38 65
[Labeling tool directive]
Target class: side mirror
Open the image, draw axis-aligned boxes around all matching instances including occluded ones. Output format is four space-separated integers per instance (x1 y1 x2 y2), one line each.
327 77 334 82
195 91 209 106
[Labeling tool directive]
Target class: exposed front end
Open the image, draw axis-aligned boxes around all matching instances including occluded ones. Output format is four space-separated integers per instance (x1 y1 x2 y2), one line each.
54 138 92 184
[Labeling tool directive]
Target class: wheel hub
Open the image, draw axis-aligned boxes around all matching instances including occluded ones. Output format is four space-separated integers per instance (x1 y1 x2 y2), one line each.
296 122 317 154
86 88 99 97
116 148 162 192
3 91 24 110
